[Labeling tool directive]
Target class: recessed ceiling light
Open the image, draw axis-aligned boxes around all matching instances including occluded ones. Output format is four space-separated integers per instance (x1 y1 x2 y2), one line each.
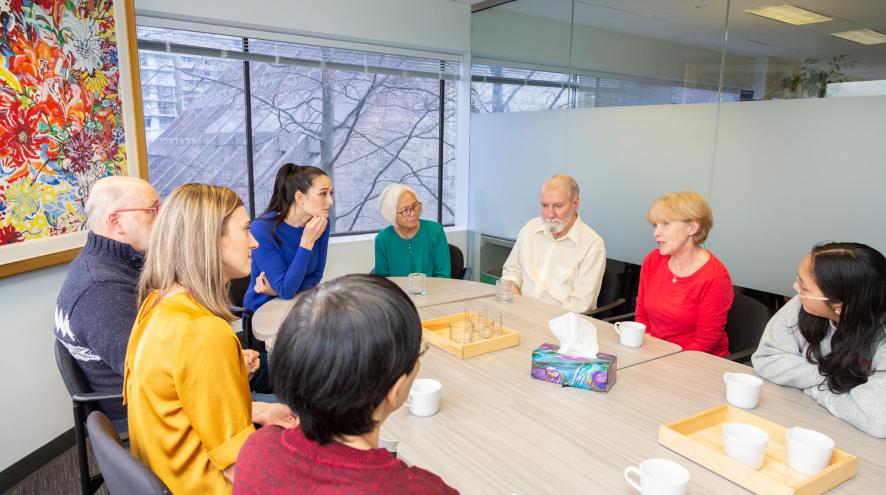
830 29 886 45
746 5 833 25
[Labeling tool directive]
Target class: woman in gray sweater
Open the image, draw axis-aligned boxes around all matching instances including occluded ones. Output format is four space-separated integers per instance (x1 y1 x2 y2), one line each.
752 242 886 438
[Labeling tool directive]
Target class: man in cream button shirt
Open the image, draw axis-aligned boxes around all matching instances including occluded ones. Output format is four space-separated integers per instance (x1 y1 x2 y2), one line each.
501 174 606 313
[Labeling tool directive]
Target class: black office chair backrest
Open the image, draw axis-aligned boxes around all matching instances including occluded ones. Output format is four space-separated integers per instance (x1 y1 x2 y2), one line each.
86 411 171 495
55 339 95 400
597 262 621 309
726 291 772 355
228 276 251 310
449 243 465 280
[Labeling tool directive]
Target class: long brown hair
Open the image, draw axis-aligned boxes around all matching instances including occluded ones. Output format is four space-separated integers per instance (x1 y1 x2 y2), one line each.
138 183 243 321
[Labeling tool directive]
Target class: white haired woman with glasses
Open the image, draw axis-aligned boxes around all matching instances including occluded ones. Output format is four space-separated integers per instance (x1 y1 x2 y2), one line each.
372 184 450 278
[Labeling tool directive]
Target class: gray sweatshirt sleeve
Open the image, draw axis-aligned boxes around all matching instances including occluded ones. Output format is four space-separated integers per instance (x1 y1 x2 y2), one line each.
803 346 886 438
751 297 824 389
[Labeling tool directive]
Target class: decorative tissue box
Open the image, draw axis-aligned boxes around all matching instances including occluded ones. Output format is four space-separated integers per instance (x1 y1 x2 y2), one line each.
530 343 617 393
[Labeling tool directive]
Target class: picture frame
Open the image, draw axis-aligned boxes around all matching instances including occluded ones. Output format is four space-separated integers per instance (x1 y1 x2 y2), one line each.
0 0 147 279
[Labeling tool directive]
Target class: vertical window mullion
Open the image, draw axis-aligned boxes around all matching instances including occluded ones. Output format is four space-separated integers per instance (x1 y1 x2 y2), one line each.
437 76 445 224
242 37 257 218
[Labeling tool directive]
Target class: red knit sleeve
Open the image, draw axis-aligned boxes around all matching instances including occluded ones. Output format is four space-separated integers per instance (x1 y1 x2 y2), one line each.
683 261 733 355
634 251 655 326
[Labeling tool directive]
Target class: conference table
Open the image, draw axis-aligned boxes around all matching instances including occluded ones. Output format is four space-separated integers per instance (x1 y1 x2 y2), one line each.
251 277 496 350
249 278 884 493
387 351 886 494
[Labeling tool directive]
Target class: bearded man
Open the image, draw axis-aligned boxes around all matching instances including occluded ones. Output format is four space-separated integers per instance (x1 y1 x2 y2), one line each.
500 175 606 312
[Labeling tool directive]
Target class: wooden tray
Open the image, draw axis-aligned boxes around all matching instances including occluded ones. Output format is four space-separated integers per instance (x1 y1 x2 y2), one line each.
421 312 520 359
659 404 857 495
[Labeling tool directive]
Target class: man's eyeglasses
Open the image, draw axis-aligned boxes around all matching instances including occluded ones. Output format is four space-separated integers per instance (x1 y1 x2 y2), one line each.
113 205 160 216
397 202 422 217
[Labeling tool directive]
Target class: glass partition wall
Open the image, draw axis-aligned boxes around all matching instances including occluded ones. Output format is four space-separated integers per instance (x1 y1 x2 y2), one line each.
473 0 886 113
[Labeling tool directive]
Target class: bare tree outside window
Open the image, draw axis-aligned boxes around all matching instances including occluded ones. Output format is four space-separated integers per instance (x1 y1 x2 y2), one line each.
137 27 458 234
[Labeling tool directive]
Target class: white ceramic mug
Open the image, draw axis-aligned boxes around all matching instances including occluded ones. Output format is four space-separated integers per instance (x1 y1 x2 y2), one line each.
786 427 834 475
723 372 763 409
407 273 427 295
614 321 646 347
624 458 689 495
407 378 441 416
723 422 769 470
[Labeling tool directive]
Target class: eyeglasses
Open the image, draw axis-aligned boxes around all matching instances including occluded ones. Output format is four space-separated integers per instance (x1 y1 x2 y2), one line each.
418 340 430 358
113 206 160 216
397 202 422 217
793 276 830 301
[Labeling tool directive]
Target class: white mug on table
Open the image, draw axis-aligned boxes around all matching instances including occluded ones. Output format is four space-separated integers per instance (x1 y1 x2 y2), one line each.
786 427 834 475
614 321 646 347
407 378 442 416
722 422 769 470
723 372 763 409
624 458 689 495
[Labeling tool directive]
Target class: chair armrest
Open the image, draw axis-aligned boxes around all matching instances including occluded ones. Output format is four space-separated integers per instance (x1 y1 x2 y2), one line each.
583 298 626 317
726 348 756 364
601 311 636 323
72 391 124 403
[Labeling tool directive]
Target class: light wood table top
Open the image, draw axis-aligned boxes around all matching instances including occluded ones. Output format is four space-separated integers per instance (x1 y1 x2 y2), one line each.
388 276 497 308
391 351 885 494
251 278 496 350
381 294 681 445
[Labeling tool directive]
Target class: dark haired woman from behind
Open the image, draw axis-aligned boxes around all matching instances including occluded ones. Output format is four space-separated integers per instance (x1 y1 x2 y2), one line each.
752 242 886 438
244 163 333 312
233 274 458 494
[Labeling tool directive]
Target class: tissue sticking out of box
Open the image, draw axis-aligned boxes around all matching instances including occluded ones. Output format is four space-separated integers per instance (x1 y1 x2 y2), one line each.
548 312 599 359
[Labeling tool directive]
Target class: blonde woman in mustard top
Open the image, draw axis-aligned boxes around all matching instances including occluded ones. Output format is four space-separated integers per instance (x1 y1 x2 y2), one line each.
123 184 295 494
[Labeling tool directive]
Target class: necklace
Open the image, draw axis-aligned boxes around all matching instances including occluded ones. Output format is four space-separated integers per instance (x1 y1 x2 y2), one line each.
671 271 678 284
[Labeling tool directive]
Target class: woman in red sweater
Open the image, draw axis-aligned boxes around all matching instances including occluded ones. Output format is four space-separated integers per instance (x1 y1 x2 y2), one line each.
635 191 733 356
233 274 457 494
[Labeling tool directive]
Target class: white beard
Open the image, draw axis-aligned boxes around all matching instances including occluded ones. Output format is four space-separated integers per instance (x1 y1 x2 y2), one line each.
543 212 574 234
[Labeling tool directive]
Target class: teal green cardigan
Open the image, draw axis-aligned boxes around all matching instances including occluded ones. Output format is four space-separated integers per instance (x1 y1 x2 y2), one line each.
373 219 451 278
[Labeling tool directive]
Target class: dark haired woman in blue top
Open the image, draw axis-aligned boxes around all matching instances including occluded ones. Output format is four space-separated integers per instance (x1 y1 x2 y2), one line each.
244 163 333 312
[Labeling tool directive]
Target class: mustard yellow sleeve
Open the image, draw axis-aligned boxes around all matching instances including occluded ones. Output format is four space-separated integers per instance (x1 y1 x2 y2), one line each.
173 315 255 471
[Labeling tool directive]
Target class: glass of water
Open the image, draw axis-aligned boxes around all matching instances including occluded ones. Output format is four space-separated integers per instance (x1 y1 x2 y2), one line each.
407 273 427 295
495 279 515 303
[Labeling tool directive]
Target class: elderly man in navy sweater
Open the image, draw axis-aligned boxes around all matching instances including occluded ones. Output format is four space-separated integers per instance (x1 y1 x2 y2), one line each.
54 176 161 433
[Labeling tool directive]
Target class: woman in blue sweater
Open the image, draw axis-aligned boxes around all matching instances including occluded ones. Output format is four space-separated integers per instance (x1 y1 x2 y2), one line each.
244 164 333 312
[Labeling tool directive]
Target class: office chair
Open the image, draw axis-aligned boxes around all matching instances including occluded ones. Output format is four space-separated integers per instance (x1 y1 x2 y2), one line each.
228 276 258 351
86 411 171 495
725 290 773 364
584 259 628 319
54 339 123 495
448 244 473 280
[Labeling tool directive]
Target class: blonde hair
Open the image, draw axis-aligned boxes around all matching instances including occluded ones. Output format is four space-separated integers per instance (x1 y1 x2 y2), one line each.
647 191 713 244
378 183 419 225
138 183 243 321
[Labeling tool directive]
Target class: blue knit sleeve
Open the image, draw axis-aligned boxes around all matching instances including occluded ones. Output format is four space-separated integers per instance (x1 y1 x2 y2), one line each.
250 220 314 300
301 223 330 290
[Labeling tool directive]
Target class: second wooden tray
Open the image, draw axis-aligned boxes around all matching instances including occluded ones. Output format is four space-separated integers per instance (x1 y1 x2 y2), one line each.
421 312 520 359
659 404 857 495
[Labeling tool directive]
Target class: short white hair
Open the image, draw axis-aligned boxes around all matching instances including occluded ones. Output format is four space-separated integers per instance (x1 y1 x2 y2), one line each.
85 176 155 231
378 183 419 225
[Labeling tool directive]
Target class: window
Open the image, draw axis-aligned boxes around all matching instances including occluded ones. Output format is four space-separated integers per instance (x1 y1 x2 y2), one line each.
472 61 740 113
137 26 459 234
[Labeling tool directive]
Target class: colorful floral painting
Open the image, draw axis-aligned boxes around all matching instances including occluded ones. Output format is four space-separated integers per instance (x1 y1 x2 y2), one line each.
0 0 127 245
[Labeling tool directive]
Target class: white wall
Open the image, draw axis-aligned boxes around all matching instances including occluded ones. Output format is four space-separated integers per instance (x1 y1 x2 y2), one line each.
135 0 470 54
469 96 886 296
1 0 471 474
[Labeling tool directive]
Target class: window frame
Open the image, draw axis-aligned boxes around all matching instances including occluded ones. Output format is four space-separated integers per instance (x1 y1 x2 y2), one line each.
135 17 460 236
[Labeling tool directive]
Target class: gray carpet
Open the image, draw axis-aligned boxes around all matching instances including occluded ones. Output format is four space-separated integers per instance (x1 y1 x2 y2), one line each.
3 444 108 495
